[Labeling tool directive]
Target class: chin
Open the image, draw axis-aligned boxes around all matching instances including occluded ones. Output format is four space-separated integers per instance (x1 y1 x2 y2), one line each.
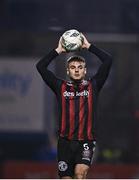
73 77 81 80
74 78 81 80
70 77 83 81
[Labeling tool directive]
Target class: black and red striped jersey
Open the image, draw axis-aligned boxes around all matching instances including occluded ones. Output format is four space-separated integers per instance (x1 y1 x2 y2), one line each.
36 44 112 141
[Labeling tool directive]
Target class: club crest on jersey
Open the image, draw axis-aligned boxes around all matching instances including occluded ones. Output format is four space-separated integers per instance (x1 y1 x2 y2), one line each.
63 90 89 97
82 150 91 161
58 161 68 171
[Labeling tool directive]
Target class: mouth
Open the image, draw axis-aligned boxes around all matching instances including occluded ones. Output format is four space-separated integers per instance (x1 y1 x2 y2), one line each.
74 74 80 77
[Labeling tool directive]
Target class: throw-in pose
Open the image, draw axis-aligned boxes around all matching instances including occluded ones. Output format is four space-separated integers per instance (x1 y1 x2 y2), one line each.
36 34 112 179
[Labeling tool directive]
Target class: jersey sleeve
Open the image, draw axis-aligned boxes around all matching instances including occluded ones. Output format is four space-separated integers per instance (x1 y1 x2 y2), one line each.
36 49 62 93
89 44 112 92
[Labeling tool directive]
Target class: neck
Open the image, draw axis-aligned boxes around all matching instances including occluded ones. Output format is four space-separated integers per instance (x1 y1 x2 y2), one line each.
70 78 84 84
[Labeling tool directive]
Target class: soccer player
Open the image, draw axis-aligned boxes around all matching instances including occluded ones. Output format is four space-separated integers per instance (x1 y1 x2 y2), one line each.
36 34 112 179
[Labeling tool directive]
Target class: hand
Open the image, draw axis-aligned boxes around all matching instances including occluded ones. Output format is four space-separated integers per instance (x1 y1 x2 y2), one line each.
81 33 91 49
55 37 66 54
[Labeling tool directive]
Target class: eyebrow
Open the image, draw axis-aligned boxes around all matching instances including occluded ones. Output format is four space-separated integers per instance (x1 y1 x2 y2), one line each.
69 64 85 68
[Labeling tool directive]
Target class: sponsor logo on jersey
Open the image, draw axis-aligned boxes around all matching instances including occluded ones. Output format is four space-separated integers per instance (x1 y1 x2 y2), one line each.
63 90 89 97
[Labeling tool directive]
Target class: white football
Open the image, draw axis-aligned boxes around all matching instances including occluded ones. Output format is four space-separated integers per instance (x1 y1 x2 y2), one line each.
61 29 83 52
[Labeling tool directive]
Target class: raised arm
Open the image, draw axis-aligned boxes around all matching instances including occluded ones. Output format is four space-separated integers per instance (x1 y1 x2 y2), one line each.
82 34 112 92
89 44 112 91
36 37 66 92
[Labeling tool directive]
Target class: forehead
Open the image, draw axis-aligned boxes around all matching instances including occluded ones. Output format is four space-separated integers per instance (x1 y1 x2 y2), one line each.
68 61 85 67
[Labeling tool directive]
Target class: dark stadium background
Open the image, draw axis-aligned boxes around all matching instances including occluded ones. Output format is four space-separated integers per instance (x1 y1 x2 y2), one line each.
0 0 139 178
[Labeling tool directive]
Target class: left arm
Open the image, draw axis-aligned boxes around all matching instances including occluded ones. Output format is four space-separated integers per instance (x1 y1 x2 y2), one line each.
81 34 112 92
88 44 112 92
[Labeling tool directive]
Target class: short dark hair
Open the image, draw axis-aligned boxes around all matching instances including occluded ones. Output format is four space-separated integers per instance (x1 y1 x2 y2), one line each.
67 55 86 63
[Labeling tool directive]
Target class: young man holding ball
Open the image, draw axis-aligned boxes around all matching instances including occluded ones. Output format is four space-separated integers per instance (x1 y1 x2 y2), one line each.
36 33 112 179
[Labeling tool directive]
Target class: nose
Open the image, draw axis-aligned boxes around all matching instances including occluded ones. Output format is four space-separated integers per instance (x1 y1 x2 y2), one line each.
75 68 79 72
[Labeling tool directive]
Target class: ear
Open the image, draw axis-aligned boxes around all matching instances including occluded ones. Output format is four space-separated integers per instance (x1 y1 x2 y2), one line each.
85 68 87 74
67 69 69 75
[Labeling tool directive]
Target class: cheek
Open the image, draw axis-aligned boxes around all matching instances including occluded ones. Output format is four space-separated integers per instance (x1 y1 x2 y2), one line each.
68 70 73 76
81 70 86 74
69 69 74 73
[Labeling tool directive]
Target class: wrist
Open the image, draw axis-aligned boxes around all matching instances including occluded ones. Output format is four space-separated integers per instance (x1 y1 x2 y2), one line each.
86 43 91 49
55 47 62 54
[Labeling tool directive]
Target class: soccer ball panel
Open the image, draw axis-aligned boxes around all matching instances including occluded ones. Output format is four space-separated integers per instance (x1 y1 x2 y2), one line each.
61 29 83 52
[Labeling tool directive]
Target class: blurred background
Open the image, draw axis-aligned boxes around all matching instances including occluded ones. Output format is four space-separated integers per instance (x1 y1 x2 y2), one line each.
0 0 139 178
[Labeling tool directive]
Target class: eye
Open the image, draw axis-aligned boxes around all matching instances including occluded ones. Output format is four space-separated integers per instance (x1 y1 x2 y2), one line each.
69 66 75 69
79 65 84 69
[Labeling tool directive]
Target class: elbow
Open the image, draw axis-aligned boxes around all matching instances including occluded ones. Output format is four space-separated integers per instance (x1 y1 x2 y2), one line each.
108 54 112 64
36 61 41 71
108 52 112 60
35 62 42 75
109 54 113 61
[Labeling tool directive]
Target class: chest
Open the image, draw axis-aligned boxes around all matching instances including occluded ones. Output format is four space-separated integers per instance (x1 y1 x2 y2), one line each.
61 83 93 99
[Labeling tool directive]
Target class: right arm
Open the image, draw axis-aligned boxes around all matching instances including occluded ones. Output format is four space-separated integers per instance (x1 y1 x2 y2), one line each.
36 37 66 92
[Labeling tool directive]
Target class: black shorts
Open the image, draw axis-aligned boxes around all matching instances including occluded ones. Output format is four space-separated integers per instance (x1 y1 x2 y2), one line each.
57 137 96 178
